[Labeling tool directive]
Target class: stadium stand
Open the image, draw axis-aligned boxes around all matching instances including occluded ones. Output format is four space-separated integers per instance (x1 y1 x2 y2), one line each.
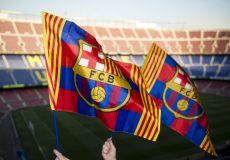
0 11 230 160
0 12 230 117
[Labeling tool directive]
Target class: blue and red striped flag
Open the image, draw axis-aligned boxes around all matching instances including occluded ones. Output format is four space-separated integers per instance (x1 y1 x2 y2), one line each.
142 43 217 156
42 12 161 142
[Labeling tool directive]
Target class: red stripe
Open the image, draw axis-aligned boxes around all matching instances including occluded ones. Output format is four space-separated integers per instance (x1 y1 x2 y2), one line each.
148 49 165 87
53 18 63 91
56 88 77 112
197 114 208 128
143 44 156 76
108 85 121 109
44 57 55 92
140 116 151 136
47 15 53 59
151 124 158 141
146 119 156 139
122 90 143 113
61 42 79 68
145 46 159 82
171 118 193 136
50 16 58 78
157 64 176 83
136 112 148 136
201 138 208 149
48 85 56 109
167 91 178 108
96 111 118 131
188 101 199 117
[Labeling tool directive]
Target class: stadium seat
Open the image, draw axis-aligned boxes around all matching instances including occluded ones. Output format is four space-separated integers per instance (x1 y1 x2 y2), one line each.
0 20 15 33
108 27 123 38
94 26 110 38
218 66 230 77
32 23 42 35
5 55 27 68
191 55 200 64
174 31 187 39
121 28 137 38
15 21 33 34
1 35 23 53
114 40 130 53
190 41 201 53
135 28 149 38
189 66 204 77
0 70 15 86
179 55 190 64
203 40 214 53
21 37 41 53
100 40 117 53
12 69 36 85
178 41 189 53
213 55 225 64
166 41 180 53
225 56 230 64
0 55 6 68
203 31 216 38
202 55 212 64
147 29 161 38
218 31 230 38
161 30 174 39
189 31 201 39
205 66 218 77
215 40 229 53
31 69 47 85
129 40 144 53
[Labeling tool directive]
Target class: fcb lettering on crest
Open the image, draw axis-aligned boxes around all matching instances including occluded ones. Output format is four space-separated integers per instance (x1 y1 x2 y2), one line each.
72 40 131 112
163 66 204 120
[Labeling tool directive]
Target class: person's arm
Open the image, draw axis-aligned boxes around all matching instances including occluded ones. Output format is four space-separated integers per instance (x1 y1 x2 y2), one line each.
53 149 70 160
102 138 116 160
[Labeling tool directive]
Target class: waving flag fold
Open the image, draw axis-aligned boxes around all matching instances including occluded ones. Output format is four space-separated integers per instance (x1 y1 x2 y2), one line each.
142 43 217 156
42 12 161 141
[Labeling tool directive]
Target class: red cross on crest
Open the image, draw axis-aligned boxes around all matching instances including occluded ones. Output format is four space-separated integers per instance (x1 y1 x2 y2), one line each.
78 43 104 71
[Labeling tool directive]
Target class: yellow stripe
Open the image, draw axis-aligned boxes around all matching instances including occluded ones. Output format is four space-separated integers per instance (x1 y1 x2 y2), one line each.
54 19 66 104
152 109 161 141
107 58 112 73
141 43 155 73
147 94 154 114
42 12 55 110
144 46 160 86
111 61 117 75
142 44 157 79
149 49 166 90
200 135 208 148
203 141 209 151
48 16 56 70
143 117 154 138
134 66 138 84
139 112 150 136
51 17 61 89
130 64 134 81
134 108 146 135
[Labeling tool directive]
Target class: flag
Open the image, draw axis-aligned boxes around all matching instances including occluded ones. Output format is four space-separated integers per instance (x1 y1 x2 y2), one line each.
42 12 161 141
142 43 217 156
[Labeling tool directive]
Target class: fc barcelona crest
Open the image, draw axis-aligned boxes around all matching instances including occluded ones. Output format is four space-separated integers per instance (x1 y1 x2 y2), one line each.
72 40 131 112
163 66 204 119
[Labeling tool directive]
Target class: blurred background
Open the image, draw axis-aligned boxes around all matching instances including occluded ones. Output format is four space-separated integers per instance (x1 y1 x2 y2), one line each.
0 0 229 159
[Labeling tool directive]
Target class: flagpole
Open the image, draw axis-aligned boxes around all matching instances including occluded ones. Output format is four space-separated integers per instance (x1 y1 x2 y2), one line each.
52 111 60 151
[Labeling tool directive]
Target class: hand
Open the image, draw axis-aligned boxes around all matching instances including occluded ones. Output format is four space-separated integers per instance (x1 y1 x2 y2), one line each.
102 138 116 160
53 149 70 160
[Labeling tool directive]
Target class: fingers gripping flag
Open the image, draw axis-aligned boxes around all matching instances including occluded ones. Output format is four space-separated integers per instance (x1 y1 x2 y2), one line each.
141 43 217 156
42 12 161 142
